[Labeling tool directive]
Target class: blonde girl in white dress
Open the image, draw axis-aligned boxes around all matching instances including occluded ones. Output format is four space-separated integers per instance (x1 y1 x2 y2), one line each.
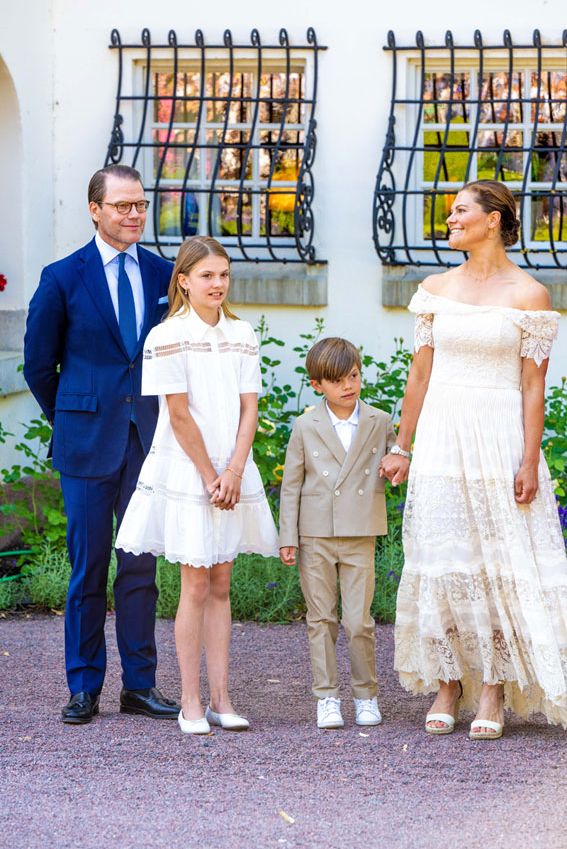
380 180 567 739
116 236 279 734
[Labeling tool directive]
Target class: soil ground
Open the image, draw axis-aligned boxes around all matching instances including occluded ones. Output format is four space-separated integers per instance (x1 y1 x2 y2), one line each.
1 615 566 849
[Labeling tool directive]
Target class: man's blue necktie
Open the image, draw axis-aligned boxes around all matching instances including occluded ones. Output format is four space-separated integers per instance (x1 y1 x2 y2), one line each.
117 253 137 357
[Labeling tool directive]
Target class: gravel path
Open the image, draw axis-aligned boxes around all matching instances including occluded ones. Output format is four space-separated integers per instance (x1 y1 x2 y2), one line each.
1 614 566 849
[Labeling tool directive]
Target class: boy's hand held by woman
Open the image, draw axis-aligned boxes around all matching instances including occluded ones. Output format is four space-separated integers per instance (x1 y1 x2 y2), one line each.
279 546 297 566
379 454 410 486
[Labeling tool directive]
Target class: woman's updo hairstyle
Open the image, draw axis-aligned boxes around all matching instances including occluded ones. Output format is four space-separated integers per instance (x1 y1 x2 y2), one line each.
462 179 520 247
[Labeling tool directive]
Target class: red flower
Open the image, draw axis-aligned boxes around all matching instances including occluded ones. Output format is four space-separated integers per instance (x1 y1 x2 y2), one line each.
0 274 7 292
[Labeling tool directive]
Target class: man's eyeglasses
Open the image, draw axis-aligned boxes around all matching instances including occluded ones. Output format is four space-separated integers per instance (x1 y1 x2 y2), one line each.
98 200 150 215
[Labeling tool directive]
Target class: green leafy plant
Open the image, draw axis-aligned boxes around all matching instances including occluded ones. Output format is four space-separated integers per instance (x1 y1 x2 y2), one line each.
360 338 412 419
0 418 66 556
2 325 565 621
253 316 324 499
543 377 567 504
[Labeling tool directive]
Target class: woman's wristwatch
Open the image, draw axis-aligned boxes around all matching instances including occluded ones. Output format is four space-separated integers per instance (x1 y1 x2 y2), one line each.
389 444 411 459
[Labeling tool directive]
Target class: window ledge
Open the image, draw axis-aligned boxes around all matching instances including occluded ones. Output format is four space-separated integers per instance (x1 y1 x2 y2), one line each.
229 262 328 306
382 265 567 310
0 351 26 397
0 311 27 397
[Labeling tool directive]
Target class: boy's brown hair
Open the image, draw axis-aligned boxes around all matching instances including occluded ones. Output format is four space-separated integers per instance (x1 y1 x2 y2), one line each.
306 337 362 383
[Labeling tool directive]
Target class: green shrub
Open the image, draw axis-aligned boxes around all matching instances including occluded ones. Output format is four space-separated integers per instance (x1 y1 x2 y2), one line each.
2 325 565 619
0 417 66 555
543 377 567 504
155 557 181 618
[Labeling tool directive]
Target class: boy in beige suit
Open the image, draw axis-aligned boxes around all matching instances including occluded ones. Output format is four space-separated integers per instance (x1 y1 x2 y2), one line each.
279 338 396 729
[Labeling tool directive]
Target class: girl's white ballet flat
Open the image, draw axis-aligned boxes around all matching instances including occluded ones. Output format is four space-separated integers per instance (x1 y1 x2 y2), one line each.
469 719 504 740
205 705 249 731
178 710 211 735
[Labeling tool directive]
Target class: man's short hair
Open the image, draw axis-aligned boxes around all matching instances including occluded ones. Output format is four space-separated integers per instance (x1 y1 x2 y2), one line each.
88 165 144 230
306 337 362 383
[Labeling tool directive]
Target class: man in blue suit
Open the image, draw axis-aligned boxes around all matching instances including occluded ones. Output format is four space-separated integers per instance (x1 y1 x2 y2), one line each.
24 164 180 723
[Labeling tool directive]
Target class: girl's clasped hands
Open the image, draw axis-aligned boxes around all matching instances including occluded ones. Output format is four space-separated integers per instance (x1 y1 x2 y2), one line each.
206 467 242 510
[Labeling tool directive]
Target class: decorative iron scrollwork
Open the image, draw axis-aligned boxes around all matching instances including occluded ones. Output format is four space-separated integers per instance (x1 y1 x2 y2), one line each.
105 27 326 264
373 30 567 269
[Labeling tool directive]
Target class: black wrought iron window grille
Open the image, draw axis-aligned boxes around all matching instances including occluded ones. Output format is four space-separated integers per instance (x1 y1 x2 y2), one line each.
373 30 567 269
105 28 326 264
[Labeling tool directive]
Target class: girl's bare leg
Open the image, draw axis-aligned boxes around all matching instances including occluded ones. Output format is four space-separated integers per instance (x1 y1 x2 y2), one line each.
175 564 210 720
203 560 235 714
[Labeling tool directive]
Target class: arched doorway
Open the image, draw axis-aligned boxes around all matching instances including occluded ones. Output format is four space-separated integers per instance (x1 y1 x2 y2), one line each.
0 55 23 315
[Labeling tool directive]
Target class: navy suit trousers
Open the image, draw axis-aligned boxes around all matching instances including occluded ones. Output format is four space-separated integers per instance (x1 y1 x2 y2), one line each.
60 425 158 695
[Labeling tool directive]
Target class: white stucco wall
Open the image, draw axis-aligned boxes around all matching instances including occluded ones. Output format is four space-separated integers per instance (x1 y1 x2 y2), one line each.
0 0 565 469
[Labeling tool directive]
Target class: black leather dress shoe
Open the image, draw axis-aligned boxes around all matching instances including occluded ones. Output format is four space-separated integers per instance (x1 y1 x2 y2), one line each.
119 687 180 719
61 691 100 724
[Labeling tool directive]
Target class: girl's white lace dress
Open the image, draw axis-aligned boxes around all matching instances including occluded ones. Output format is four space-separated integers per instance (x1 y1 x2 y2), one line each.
116 308 279 568
394 285 567 727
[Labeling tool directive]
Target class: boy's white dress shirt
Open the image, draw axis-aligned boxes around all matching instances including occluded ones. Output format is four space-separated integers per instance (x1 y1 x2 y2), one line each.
326 400 359 453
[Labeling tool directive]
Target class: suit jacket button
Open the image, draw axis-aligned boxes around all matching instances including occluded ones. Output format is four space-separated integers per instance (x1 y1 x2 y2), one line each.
322 470 329 476
372 447 377 454
358 489 364 495
125 395 133 403
313 451 319 457
365 468 370 475
129 363 135 370
334 489 340 496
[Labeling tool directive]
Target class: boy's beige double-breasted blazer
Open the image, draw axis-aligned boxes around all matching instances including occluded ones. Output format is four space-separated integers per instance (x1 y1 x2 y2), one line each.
278 399 396 547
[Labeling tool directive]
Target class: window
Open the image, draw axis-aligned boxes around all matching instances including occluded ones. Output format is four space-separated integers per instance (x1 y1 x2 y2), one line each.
373 30 567 268
105 28 325 263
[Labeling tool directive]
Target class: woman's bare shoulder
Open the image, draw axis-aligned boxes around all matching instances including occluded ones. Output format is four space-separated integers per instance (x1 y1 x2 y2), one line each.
513 271 552 310
419 270 454 295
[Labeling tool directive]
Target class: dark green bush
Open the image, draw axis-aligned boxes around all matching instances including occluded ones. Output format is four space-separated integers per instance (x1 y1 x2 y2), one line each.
1 322 565 619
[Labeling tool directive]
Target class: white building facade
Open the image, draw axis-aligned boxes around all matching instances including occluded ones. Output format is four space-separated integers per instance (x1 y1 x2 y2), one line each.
1 0 566 466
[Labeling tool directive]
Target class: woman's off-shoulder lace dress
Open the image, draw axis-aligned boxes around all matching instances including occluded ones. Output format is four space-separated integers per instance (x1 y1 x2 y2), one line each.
394 285 567 727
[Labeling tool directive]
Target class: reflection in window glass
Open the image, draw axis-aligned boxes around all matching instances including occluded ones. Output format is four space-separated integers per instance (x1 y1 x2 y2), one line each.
419 66 567 246
423 73 470 124
259 73 304 124
531 194 567 241
158 191 182 236
149 65 305 242
210 191 252 237
423 192 457 242
423 129 470 183
531 71 567 123
532 133 567 182
260 193 295 237
153 130 199 180
479 72 524 124
154 72 201 124
477 130 523 181
204 130 252 181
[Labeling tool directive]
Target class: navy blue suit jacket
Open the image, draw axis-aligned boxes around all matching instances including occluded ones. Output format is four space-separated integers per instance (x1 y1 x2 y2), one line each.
24 238 172 477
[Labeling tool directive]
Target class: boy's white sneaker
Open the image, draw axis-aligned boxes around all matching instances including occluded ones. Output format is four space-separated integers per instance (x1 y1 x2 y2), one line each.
317 697 344 729
354 697 382 726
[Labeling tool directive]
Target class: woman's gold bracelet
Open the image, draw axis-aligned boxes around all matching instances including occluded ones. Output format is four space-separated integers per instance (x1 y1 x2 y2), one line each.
226 467 243 479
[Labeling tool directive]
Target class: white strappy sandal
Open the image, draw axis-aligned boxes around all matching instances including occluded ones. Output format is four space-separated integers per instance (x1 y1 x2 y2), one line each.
425 682 463 735
469 719 504 740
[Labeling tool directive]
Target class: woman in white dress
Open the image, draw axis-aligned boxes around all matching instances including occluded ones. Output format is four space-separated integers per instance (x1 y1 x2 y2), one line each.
380 180 567 739
116 236 279 735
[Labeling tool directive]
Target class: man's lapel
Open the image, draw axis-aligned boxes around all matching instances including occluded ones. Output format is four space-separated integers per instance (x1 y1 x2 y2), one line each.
311 398 346 466
78 238 127 355
335 401 375 488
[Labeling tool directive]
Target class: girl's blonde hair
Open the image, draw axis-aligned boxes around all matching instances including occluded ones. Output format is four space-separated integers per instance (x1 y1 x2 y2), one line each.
165 236 239 320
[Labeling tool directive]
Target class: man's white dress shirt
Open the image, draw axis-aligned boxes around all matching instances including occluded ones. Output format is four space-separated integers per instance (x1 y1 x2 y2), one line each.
95 232 145 338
